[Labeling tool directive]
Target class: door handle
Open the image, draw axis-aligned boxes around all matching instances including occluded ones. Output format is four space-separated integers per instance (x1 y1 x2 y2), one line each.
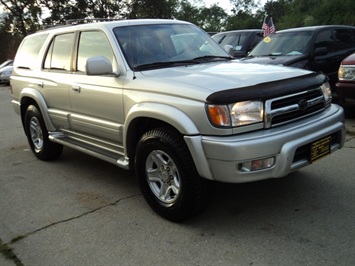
72 85 81 93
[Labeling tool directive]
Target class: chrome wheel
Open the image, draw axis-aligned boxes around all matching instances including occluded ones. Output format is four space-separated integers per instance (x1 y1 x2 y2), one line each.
29 116 44 152
145 150 181 204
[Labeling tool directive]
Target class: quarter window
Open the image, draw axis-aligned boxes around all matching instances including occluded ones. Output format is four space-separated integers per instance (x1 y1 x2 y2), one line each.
15 33 48 69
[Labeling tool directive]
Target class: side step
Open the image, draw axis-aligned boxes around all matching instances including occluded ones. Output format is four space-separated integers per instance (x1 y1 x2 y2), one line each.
48 134 130 170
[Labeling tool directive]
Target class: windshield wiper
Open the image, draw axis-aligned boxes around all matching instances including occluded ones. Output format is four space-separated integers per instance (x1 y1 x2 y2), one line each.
191 55 233 62
134 56 233 71
134 60 200 71
249 53 283 57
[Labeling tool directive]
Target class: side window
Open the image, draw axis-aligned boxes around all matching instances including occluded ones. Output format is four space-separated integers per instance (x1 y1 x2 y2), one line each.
15 33 48 69
333 29 354 50
314 30 333 51
249 33 263 51
44 33 75 71
77 31 114 72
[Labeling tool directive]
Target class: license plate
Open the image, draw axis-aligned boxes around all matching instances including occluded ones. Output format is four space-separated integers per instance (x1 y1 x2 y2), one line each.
310 136 331 163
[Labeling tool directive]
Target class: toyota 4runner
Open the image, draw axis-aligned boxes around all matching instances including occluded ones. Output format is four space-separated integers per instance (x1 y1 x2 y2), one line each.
10 19 346 222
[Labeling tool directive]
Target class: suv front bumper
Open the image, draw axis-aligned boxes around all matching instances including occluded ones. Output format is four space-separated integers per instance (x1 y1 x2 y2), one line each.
185 105 345 183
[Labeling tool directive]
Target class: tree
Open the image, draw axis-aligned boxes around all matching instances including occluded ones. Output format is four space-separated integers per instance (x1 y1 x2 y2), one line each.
199 4 228 32
127 0 178 19
0 0 44 36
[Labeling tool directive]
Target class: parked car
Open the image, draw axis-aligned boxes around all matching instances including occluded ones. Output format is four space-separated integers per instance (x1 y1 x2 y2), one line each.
336 52 355 116
0 59 14 69
243 25 355 91
0 65 13 85
11 19 345 222
212 29 263 58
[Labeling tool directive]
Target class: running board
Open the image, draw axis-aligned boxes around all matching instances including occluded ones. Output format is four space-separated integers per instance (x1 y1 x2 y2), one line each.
48 134 130 170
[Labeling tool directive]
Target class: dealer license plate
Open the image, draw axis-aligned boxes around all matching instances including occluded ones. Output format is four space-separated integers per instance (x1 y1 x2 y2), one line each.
310 136 331 163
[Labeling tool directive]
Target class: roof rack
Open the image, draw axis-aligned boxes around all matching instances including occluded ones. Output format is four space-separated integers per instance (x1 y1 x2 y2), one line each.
40 18 122 31
65 18 121 25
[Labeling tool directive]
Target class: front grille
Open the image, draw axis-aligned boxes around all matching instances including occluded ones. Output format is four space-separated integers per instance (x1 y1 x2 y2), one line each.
265 88 326 128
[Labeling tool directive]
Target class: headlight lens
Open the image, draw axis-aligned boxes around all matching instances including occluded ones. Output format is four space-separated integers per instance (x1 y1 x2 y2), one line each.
338 66 355 81
207 100 263 127
320 82 332 105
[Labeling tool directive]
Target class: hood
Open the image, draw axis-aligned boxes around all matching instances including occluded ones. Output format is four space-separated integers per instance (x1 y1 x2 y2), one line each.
140 60 310 88
131 60 323 103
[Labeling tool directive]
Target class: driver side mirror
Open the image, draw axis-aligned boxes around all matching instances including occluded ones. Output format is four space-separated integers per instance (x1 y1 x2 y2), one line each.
86 56 119 76
314 47 328 57
224 45 234 57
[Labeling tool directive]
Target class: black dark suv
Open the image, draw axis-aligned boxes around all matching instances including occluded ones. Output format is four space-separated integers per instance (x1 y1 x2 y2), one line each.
243 25 355 91
212 29 263 58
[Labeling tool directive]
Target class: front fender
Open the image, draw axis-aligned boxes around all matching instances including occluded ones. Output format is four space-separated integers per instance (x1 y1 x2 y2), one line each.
125 102 200 136
20 88 56 131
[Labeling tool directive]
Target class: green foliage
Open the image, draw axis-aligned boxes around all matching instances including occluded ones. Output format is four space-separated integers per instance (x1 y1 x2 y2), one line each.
127 0 178 19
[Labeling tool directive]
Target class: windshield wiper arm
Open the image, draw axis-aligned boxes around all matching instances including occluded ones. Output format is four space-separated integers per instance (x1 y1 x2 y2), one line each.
134 56 233 71
134 60 201 71
191 55 233 61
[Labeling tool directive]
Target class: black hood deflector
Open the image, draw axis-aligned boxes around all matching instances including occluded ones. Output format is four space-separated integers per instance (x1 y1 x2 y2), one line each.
206 72 326 104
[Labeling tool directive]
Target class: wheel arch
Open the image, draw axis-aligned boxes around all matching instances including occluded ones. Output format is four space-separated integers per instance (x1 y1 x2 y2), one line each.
19 88 56 133
124 103 200 167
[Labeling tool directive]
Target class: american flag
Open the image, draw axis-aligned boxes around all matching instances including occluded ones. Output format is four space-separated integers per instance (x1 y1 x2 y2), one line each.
262 16 276 37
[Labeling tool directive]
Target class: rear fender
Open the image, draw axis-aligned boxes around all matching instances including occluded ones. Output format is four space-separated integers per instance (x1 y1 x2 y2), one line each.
20 88 56 131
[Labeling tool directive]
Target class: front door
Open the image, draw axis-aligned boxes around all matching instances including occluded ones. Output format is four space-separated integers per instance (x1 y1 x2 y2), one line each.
69 30 125 146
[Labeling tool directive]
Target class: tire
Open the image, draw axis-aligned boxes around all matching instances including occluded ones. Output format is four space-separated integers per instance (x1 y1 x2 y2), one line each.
24 105 63 161
135 127 210 222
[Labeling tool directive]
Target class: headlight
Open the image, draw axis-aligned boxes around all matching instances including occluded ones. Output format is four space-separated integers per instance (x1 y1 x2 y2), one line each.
207 100 263 127
338 66 355 81
320 82 332 106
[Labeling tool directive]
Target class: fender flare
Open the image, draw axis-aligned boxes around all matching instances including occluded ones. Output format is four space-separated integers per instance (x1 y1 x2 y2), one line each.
125 102 200 136
124 103 214 180
20 88 56 131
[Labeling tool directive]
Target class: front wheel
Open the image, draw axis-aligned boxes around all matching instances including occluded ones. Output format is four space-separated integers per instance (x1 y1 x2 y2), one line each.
24 105 63 161
135 128 210 222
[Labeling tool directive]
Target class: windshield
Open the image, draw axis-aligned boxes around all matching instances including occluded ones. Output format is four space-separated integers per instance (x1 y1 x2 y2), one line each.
113 23 231 70
249 31 313 57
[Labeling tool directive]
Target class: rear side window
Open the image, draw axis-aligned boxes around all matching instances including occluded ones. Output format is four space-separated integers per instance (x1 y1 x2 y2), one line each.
15 33 48 69
44 33 75 71
333 29 355 50
76 31 114 72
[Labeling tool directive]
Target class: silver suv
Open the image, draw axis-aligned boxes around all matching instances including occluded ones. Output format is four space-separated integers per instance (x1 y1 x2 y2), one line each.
11 19 346 222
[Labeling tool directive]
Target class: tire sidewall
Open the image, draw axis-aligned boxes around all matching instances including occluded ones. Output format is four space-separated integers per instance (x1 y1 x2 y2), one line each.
24 104 62 160
135 129 203 222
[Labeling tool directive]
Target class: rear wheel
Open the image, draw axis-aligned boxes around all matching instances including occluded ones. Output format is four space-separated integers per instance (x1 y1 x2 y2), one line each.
24 105 63 160
135 127 210 222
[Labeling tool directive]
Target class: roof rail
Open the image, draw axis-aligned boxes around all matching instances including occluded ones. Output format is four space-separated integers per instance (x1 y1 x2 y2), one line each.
65 18 121 25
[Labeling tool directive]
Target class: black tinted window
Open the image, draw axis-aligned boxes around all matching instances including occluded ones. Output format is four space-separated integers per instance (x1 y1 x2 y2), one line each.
44 33 74 71
333 29 355 50
314 30 333 50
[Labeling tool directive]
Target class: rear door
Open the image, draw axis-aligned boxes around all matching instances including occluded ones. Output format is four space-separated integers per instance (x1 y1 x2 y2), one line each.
42 32 75 130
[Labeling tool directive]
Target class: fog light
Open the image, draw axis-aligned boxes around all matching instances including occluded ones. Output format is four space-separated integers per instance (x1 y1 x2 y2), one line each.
251 157 275 171
237 157 275 172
